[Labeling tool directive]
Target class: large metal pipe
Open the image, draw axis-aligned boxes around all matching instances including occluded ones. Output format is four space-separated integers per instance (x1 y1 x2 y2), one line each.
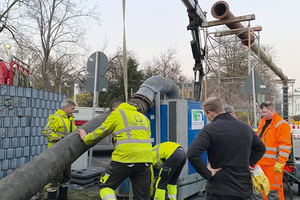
250 43 288 80
130 76 180 114
0 112 110 200
211 1 288 81
211 1 255 45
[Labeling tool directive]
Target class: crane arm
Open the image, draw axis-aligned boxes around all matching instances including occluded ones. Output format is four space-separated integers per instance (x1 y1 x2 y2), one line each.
181 0 207 101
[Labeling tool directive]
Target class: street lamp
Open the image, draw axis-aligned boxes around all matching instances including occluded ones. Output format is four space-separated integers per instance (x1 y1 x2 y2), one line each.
4 44 11 62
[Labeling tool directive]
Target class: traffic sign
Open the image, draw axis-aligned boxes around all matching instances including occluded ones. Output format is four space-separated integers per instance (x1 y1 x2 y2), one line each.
85 77 108 92
240 69 270 94
87 51 108 77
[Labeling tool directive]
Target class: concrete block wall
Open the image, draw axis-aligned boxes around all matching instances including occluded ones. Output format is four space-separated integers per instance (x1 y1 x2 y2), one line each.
0 85 66 179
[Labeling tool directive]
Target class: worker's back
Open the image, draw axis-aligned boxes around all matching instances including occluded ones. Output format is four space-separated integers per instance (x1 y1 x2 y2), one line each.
197 113 263 197
109 103 153 163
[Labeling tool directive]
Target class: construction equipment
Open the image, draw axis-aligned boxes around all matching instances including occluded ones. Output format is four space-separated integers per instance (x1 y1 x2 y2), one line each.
181 0 207 102
0 56 30 87
210 0 300 195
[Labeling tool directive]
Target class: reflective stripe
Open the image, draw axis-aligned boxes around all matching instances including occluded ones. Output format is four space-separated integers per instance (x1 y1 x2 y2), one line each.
113 126 149 137
257 130 261 136
275 120 288 128
93 131 98 139
279 152 289 158
154 144 163 167
263 154 277 159
43 127 61 140
152 147 158 151
167 184 177 200
100 187 116 200
48 118 55 128
45 114 68 137
119 109 131 139
102 194 116 200
272 183 280 188
168 194 177 199
94 125 111 139
115 138 151 145
279 145 292 150
113 109 150 146
266 147 277 152
43 127 54 135
54 114 68 134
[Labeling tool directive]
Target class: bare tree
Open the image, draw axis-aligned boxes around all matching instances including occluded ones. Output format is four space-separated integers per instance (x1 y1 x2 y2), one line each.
0 0 28 40
11 0 101 91
142 47 187 84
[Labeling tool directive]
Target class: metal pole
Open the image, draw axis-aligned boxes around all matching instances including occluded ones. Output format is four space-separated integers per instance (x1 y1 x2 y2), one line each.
155 92 161 144
192 80 195 101
247 23 251 126
218 36 221 98
182 83 184 99
251 67 257 128
249 22 257 128
292 83 294 121
204 27 208 100
89 51 99 168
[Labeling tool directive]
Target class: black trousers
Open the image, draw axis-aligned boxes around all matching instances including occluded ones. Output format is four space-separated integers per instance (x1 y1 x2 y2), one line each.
100 161 151 200
156 147 187 190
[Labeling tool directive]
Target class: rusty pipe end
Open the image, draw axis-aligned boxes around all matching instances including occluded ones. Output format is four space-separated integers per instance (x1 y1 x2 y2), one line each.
211 1 231 19
211 0 255 45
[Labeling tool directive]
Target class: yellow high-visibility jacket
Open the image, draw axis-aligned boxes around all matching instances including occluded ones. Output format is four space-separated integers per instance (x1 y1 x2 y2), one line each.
84 103 152 163
43 109 77 148
152 141 181 168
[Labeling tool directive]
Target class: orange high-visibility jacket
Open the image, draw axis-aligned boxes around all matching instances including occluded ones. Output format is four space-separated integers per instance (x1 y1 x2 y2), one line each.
256 112 292 165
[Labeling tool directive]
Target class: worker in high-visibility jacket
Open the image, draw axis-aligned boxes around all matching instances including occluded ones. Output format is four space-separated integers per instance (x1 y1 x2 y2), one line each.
43 99 77 200
151 141 186 200
77 99 152 200
254 101 292 200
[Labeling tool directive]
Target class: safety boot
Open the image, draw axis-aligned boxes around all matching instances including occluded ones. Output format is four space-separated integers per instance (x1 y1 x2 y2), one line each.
57 186 69 200
45 191 57 200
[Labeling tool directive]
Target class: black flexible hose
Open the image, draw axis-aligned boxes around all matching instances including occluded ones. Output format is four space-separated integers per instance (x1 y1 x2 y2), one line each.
284 170 300 184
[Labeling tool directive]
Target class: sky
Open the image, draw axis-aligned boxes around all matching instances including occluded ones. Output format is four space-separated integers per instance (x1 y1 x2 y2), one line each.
86 0 300 91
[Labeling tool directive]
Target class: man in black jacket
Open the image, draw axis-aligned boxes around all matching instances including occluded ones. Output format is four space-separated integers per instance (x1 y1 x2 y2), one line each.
187 97 266 200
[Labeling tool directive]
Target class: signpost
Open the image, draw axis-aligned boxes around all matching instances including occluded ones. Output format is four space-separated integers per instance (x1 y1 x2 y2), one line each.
86 51 108 168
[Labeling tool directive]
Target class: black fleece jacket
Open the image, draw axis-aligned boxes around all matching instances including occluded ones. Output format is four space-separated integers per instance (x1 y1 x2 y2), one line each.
187 113 266 198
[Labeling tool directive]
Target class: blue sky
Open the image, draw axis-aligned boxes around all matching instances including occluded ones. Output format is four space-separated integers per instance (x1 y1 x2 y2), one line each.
86 0 300 90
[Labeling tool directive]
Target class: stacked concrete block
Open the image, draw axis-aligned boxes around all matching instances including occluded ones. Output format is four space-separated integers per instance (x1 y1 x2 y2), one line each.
0 85 66 179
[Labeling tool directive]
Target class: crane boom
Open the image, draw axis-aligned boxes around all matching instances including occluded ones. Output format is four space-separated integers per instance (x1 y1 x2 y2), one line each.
181 0 207 101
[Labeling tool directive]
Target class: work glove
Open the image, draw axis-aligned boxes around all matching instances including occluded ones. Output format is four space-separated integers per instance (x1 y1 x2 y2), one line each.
274 162 285 173
251 173 260 193
251 165 270 196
